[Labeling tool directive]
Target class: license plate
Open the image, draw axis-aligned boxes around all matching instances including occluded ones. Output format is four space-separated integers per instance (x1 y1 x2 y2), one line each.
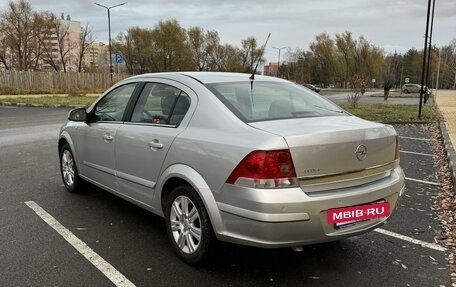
327 202 390 226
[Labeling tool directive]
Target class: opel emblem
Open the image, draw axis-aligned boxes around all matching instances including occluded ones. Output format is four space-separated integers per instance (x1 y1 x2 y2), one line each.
355 144 368 161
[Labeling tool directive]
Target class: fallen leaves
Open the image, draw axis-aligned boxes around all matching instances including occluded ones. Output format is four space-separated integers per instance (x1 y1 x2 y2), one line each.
427 124 456 284
393 259 408 269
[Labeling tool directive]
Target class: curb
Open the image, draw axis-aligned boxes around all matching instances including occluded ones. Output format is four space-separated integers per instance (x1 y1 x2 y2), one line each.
439 120 456 193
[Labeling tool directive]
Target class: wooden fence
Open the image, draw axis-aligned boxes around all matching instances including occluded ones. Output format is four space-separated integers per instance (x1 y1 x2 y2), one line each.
0 70 129 92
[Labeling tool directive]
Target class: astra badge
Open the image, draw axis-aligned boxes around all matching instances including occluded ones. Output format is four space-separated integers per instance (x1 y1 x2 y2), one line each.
355 144 368 161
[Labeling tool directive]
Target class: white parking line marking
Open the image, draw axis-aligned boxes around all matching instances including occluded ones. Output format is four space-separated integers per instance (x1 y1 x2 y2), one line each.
399 136 431 141
375 228 446 252
400 150 436 157
405 177 441 186
24 201 135 287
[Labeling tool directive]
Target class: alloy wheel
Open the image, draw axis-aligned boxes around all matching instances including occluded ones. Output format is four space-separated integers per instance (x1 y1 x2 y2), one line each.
169 195 202 254
61 150 75 187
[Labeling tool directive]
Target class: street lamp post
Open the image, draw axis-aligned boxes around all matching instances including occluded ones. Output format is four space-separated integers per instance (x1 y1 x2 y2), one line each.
95 2 127 80
418 0 434 119
272 46 286 77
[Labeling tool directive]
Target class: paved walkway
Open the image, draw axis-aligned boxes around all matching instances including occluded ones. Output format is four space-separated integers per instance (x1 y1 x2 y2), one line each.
436 90 456 148
436 89 456 188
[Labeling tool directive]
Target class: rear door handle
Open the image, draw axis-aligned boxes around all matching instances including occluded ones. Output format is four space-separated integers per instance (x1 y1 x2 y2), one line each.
148 140 163 150
103 134 113 142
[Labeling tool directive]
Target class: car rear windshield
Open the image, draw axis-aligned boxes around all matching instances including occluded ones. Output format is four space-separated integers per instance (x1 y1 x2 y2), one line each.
206 81 345 122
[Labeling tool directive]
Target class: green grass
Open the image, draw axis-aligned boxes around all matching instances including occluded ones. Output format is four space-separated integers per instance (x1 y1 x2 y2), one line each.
369 91 422 98
340 104 441 123
0 86 105 95
0 96 96 107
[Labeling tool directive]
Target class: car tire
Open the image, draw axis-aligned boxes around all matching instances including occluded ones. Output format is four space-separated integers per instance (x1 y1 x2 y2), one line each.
59 143 87 193
404 89 409 94
165 184 215 265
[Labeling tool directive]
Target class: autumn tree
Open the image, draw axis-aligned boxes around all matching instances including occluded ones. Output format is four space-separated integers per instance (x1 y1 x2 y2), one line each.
281 48 315 84
355 36 384 83
383 53 400 100
114 27 154 74
207 44 243 72
0 0 82 72
309 33 338 86
0 0 44 70
187 27 219 71
150 19 193 72
283 32 387 87
402 48 422 84
239 37 264 73
335 31 357 87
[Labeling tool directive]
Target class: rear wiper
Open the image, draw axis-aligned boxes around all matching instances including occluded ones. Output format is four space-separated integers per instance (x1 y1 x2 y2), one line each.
313 105 344 114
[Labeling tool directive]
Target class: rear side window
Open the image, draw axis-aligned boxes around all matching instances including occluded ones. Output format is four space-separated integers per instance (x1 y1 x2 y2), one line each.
206 81 345 122
131 83 190 126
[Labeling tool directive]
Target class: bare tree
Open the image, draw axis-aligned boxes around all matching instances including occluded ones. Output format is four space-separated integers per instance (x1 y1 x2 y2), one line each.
55 18 76 72
0 41 10 69
0 0 40 70
38 12 61 71
77 23 94 72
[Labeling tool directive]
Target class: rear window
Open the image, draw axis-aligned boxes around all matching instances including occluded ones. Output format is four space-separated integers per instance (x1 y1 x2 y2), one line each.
206 81 345 122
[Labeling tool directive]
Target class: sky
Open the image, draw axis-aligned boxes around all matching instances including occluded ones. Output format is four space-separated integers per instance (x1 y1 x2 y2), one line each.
1 0 455 62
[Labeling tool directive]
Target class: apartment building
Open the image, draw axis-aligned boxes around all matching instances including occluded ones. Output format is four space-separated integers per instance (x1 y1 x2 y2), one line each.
40 14 81 72
82 42 110 72
263 62 279 77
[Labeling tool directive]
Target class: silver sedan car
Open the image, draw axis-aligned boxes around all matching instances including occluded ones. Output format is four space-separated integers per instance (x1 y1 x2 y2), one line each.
59 72 405 264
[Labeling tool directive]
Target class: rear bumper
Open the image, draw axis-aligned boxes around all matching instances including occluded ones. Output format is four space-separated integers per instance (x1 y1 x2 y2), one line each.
214 167 405 248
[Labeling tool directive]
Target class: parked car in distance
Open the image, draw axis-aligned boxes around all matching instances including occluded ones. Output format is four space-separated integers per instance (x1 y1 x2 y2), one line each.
402 83 431 95
59 72 405 264
302 83 321 93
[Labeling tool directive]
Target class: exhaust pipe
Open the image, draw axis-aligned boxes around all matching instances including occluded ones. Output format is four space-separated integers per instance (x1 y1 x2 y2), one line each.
291 246 304 252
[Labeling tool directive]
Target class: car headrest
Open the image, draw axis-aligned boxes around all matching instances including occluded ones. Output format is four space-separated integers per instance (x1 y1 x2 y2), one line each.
268 99 294 118
158 89 177 115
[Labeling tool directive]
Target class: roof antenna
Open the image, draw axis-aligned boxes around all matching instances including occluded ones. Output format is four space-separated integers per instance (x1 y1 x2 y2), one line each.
250 33 271 107
250 33 271 82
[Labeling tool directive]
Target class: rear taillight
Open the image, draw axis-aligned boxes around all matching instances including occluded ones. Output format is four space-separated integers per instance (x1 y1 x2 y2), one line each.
226 150 298 189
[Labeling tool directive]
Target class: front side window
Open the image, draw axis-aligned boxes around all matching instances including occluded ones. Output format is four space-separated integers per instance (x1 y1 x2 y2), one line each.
206 81 345 122
94 83 137 122
131 83 191 126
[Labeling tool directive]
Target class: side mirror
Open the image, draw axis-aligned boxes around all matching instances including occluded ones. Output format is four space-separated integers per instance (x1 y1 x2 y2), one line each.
68 107 87 122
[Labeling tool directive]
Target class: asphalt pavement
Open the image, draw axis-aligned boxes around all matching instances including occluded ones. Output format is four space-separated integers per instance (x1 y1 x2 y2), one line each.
0 106 451 286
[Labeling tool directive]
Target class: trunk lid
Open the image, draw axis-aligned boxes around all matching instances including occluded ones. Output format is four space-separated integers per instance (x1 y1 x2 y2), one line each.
249 116 397 178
